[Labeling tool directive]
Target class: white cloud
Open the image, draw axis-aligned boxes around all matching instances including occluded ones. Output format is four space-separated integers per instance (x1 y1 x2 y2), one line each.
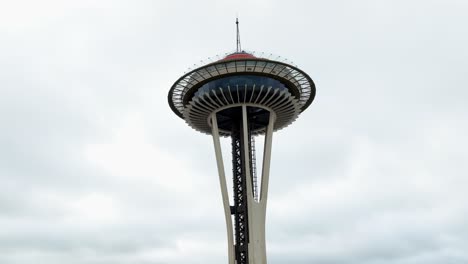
84 112 198 193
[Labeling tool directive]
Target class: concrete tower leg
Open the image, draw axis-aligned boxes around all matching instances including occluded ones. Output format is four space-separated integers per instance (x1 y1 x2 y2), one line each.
211 113 236 264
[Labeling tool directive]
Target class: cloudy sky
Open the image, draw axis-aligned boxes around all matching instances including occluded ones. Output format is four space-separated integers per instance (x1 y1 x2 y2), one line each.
1 0 468 263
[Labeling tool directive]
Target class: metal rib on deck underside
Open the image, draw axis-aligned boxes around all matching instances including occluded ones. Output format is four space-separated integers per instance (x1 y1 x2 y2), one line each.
183 84 301 136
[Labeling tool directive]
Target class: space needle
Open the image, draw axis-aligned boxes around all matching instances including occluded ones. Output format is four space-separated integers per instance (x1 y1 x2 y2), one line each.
168 19 316 264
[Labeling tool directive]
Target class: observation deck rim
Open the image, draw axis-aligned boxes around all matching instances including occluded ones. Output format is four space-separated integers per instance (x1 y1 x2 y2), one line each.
168 57 316 118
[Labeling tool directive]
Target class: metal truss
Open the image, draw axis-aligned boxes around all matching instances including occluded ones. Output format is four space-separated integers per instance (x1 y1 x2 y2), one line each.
231 119 249 264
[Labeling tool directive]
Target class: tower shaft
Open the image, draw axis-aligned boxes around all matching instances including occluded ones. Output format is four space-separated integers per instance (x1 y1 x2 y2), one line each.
231 115 253 263
211 105 276 264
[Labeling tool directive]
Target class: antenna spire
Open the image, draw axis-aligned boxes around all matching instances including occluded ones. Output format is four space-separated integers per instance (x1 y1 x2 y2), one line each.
236 17 242 52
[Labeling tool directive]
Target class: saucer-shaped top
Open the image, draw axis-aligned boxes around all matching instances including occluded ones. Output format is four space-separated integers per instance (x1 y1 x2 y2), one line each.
168 51 316 135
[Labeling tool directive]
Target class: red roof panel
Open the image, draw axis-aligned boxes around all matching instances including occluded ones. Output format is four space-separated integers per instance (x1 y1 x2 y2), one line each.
221 52 256 61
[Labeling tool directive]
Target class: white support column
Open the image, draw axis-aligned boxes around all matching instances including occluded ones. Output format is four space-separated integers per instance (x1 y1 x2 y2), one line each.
211 113 235 264
241 106 276 264
242 105 255 200
254 112 276 264
260 111 276 204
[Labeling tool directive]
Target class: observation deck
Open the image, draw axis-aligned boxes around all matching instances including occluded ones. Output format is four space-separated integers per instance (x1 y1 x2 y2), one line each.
168 52 316 136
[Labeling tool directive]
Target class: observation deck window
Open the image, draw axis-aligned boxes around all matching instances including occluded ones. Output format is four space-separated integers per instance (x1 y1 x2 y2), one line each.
194 75 288 98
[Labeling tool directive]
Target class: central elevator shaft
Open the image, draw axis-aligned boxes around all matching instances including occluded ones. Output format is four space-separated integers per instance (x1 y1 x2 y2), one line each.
231 115 252 264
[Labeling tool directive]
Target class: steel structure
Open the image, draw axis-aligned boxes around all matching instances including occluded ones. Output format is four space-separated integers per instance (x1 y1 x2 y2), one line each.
168 23 316 264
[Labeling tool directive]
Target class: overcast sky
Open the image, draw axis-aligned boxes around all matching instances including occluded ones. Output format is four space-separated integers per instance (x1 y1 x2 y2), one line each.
1 0 468 263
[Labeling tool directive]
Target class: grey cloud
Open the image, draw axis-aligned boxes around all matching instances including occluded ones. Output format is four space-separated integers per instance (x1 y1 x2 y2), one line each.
1 0 467 263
